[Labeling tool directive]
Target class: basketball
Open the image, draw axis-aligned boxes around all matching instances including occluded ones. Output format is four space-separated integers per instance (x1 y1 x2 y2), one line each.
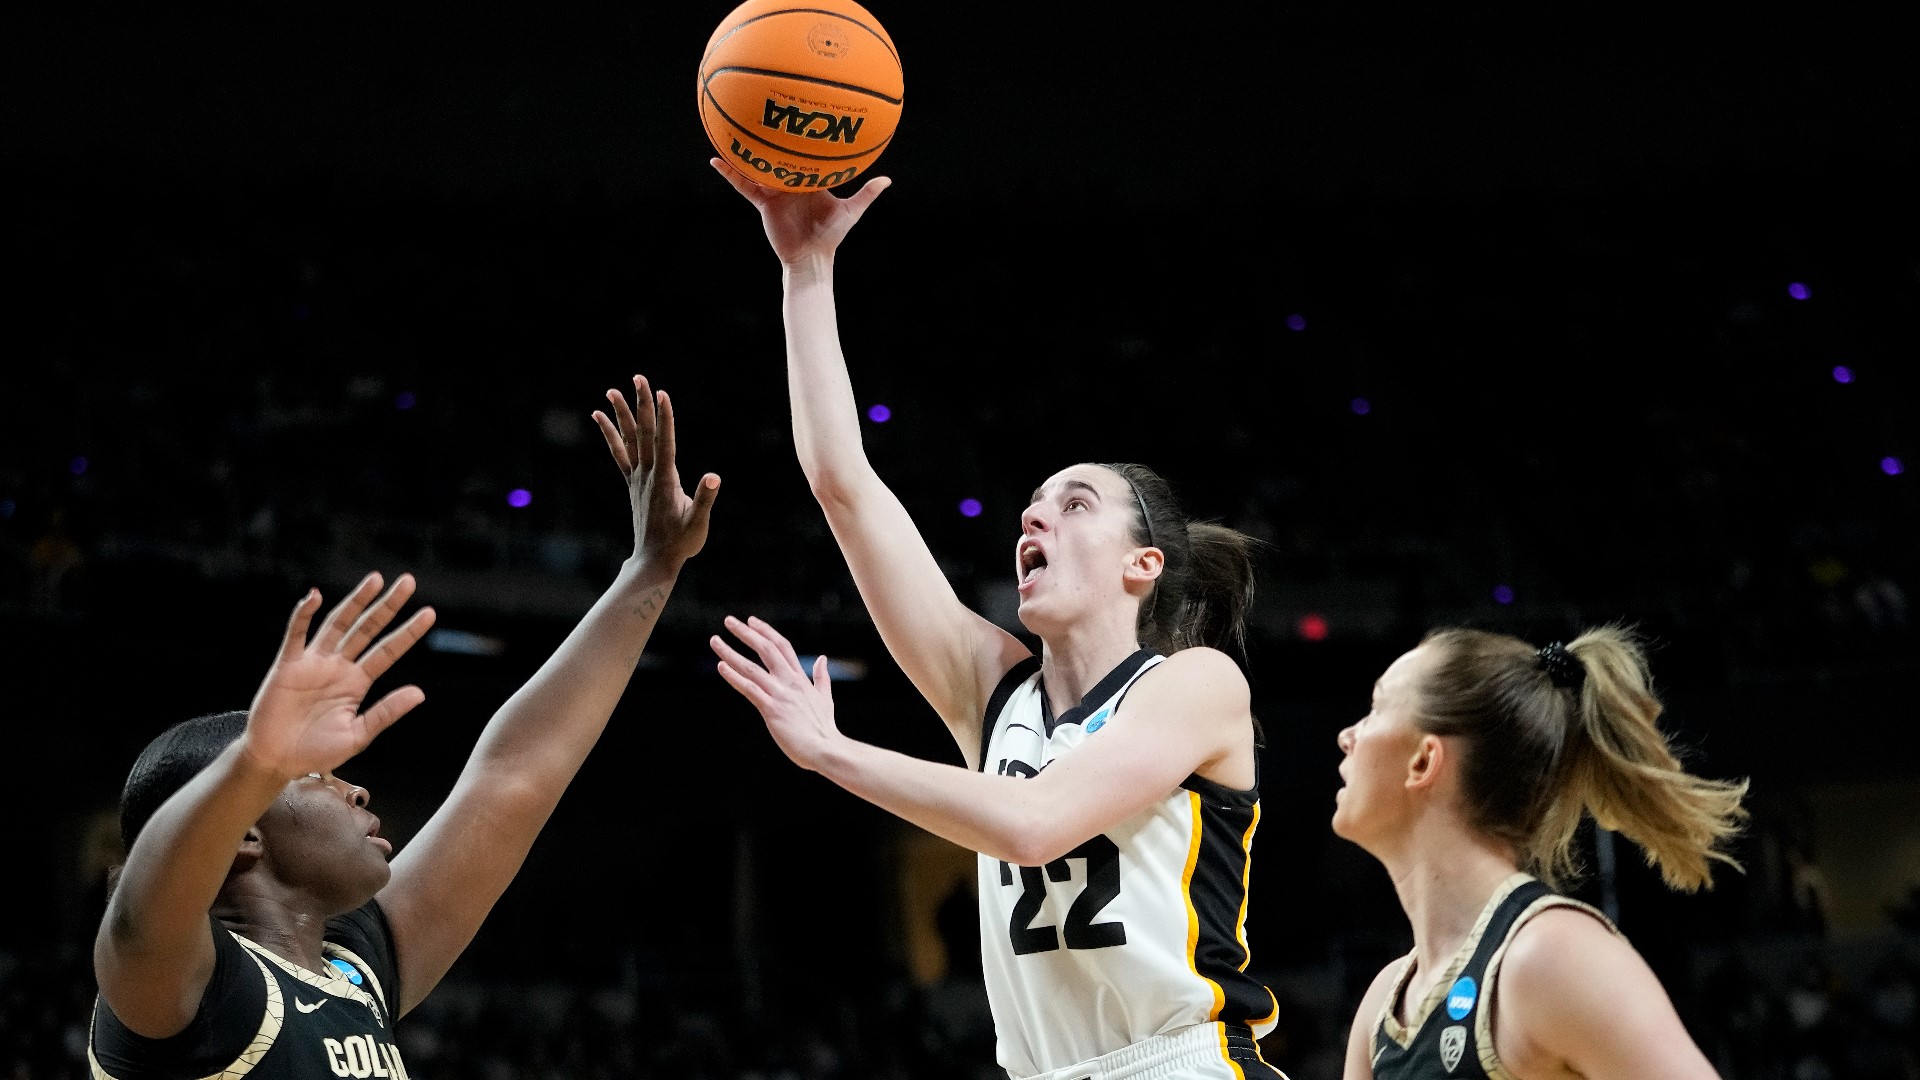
698 0 903 192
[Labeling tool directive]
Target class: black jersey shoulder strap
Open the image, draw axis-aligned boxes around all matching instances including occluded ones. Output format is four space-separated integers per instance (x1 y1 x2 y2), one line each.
977 655 1041 771
1371 877 1554 1079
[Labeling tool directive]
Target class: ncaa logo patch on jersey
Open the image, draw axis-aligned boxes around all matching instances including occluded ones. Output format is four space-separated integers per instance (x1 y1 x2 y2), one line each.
329 957 364 986
1084 707 1111 732
1439 1025 1467 1073
1445 975 1477 1020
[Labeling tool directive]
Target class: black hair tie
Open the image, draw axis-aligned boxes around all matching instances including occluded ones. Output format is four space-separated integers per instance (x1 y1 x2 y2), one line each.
1537 641 1585 690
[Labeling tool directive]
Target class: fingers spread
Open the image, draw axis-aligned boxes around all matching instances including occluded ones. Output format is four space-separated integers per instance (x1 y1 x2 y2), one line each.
593 409 632 476
279 588 323 663
358 606 437 683
632 375 657 476
689 472 721 523
714 661 775 712
314 573 384 654
744 615 805 677
339 573 417 660
654 389 677 479
360 685 427 742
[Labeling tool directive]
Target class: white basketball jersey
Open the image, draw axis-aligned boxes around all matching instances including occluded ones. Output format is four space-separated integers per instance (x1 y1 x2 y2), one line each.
975 650 1278 1078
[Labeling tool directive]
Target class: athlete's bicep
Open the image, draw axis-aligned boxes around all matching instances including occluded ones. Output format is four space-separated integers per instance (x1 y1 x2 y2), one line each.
1495 909 1720 1079
93 911 221 1040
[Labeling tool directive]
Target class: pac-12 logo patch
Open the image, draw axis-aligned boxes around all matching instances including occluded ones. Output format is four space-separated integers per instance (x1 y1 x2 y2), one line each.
1445 975 1477 1020
1085 708 1110 733
1439 1025 1467 1072
329 958 364 986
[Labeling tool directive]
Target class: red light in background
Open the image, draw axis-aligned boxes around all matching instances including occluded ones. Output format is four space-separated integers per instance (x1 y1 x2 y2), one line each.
1297 613 1329 642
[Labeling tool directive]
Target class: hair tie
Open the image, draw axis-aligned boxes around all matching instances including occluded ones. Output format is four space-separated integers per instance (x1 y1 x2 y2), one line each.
1536 641 1585 690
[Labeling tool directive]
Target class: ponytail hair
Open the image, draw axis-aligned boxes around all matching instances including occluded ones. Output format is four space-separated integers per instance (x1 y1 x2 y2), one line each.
1098 463 1259 660
1416 626 1748 892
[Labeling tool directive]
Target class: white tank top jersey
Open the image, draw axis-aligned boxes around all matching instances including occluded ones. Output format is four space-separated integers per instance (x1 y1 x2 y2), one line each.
975 650 1282 1079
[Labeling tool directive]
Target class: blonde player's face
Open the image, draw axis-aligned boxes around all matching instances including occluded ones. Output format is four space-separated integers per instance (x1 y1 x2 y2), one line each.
1332 646 1436 846
1014 464 1151 634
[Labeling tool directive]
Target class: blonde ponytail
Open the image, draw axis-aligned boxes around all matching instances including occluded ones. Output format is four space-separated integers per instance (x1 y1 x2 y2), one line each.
1545 627 1749 892
1416 626 1748 892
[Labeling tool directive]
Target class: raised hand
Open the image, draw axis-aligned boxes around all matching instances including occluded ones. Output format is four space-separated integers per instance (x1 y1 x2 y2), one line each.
593 374 721 567
711 157 891 266
710 615 841 772
239 573 436 782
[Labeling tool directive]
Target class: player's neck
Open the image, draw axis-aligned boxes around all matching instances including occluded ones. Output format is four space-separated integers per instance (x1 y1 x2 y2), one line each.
1383 822 1520 982
1037 615 1146 712
214 883 337 975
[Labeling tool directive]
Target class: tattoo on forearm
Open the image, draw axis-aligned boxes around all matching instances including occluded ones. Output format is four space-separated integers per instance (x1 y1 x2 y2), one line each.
629 586 669 621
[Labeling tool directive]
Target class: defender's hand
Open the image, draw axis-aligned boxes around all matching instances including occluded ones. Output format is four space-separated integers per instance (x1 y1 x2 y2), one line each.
594 374 721 567
239 573 436 781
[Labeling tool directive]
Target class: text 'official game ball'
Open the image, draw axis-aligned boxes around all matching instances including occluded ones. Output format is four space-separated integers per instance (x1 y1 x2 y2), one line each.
698 0 903 192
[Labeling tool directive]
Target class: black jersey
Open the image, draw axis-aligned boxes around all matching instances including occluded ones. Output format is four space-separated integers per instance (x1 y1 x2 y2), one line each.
90 902 410 1080
1370 875 1615 1079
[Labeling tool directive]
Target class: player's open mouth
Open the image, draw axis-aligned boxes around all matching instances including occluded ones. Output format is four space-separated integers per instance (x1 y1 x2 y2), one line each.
1017 541 1047 588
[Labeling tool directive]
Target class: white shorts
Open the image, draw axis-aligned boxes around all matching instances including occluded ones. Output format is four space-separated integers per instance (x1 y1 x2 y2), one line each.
1015 1022 1288 1080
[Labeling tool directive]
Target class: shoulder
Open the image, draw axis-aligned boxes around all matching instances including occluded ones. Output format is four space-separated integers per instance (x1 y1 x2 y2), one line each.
1494 905 1665 1042
1493 903 1720 1075
1137 647 1250 703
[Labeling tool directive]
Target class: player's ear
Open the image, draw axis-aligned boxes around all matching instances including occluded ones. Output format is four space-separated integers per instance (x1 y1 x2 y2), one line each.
1405 735 1445 792
232 828 264 874
1124 545 1164 586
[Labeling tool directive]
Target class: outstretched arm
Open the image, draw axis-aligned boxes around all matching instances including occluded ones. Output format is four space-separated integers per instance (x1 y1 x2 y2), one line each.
716 162 1029 759
377 376 719 1016
95 575 434 1038
711 617 1250 865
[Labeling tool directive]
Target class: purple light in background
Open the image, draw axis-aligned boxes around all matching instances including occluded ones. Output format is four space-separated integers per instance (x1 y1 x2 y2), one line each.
293 304 312 320
395 391 418 410
958 498 983 518
1831 366 1854 384
1883 457 1906 477
1492 584 1515 605
68 456 88 476
0 499 14 519
1787 282 1811 301
866 403 892 423
1285 313 1308 332
507 488 533 508
1350 397 1371 416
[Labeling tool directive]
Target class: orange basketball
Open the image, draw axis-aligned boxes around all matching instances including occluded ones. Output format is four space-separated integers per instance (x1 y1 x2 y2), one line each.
698 0 903 192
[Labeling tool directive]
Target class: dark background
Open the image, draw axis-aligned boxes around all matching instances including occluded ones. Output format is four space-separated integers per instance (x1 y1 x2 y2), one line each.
4 5 1918 1078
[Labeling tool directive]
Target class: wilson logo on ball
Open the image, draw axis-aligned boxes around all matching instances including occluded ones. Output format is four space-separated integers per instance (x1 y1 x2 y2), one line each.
761 101 865 143
728 139 862 189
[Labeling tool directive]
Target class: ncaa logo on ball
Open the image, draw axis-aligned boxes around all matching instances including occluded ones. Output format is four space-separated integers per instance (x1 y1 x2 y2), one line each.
807 22 851 58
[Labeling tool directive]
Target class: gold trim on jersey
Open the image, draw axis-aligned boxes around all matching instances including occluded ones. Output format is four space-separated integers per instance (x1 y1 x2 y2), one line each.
89 948 286 1080
232 933 387 1022
1236 803 1279 1027
1179 791 1226 1020
1373 872 1532 1056
1472 893 1617 1080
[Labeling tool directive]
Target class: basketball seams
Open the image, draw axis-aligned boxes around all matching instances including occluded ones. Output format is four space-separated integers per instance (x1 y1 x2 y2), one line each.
700 7 900 71
702 66 904 107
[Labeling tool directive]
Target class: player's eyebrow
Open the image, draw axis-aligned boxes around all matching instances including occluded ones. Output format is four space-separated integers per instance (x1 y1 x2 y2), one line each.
1030 480 1103 504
